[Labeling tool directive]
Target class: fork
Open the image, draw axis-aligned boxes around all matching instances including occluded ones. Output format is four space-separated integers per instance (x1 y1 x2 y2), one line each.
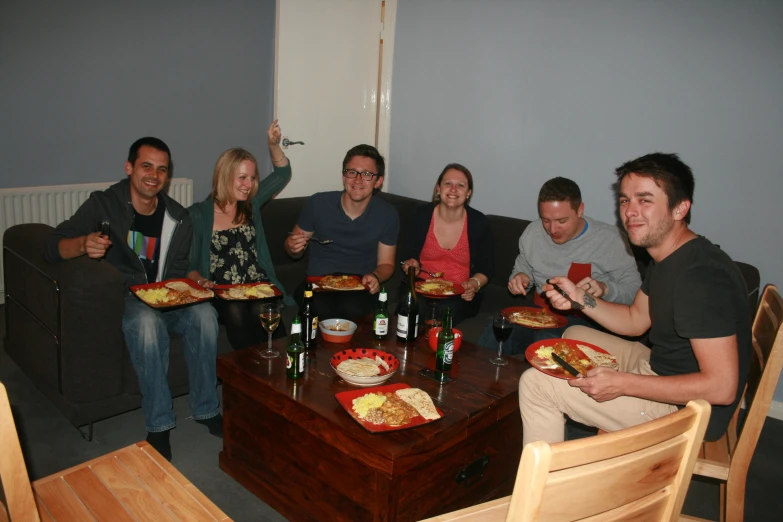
400 261 443 278
287 232 333 245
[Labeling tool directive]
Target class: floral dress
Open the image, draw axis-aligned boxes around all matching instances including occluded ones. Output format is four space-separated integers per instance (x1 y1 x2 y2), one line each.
209 219 268 284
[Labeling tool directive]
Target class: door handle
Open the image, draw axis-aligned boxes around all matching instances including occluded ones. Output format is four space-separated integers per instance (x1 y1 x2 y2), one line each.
282 137 305 149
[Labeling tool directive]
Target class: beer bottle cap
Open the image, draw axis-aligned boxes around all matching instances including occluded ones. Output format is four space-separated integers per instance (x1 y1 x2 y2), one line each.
304 290 313 298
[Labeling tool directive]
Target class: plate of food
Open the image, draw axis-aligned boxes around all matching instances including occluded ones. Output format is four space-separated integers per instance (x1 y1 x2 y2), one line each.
213 282 282 300
525 339 618 380
414 278 465 298
331 348 399 386
502 306 567 329
335 382 444 433
307 275 367 291
130 279 214 309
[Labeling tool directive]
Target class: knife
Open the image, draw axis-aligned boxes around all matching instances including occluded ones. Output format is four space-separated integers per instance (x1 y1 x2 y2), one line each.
551 350 583 377
546 279 584 311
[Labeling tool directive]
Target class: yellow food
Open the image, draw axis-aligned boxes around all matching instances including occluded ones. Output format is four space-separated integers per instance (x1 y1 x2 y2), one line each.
352 393 387 419
535 345 555 364
245 285 274 298
136 288 172 304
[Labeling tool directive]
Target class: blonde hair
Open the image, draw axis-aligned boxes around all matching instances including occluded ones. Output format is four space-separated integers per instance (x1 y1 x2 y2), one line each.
210 148 259 224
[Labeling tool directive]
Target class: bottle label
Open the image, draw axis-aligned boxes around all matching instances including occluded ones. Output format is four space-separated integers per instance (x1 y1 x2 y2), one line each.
444 341 454 364
375 318 388 335
414 314 419 337
286 355 293 369
311 317 318 340
304 290 313 298
297 352 305 371
379 293 387 302
396 315 408 336
291 323 302 334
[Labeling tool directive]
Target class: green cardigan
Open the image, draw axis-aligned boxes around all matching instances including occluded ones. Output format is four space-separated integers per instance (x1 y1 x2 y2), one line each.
188 162 294 305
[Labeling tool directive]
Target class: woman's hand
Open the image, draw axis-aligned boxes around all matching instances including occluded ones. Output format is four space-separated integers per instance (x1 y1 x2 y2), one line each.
268 120 288 166
188 271 215 289
267 119 282 147
461 278 479 301
401 258 420 275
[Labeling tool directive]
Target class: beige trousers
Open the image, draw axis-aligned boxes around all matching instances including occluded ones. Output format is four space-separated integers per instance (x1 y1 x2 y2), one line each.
519 325 678 445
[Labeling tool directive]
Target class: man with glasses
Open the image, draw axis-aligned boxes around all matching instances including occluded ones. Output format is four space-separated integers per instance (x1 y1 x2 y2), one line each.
285 144 399 319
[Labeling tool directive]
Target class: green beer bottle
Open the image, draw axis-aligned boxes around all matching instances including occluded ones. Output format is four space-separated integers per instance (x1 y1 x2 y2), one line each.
435 307 454 377
373 285 389 340
286 316 305 379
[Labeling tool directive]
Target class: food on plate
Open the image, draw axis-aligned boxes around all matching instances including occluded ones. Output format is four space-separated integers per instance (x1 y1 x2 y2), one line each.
395 388 441 420
165 281 192 292
352 393 387 419
507 308 559 328
188 288 214 299
320 275 364 290
578 344 619 370
136 288 174 305
351 392 419 426
416 279 455 295
337 357 384 377
225 284 275 299
550 340 594 374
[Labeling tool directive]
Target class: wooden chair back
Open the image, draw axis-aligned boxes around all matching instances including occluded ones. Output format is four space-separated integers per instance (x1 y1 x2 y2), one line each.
690 284 783 522
0 382 40 522
507 400 710 522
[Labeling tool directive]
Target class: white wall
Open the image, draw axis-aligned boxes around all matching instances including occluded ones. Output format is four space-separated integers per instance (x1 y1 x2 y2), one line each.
389 1 783 397
0 0 277 202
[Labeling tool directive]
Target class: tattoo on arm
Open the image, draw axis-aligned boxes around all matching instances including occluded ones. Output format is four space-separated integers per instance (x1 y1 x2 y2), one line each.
583 293 597 309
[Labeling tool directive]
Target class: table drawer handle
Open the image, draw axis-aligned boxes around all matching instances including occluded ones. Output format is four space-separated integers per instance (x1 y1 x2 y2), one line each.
455 456 490 487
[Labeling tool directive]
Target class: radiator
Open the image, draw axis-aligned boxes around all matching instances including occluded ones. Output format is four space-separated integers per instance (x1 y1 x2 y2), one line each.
0 178 193 303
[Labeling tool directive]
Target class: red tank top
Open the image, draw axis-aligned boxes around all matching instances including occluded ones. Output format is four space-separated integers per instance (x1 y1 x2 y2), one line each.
419 212 470 284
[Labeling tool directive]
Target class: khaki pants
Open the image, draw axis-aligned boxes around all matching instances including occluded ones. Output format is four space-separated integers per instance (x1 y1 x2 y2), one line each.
519 326 678 445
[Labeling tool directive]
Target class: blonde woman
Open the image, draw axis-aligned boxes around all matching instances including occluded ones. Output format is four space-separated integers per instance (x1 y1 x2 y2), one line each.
188 121 292 349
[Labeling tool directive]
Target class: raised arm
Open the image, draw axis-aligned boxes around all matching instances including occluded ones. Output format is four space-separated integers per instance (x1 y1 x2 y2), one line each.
255 120 292 206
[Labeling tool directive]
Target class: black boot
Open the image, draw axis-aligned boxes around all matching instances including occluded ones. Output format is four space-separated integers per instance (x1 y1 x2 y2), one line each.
146 429 172 461
195 413 224 438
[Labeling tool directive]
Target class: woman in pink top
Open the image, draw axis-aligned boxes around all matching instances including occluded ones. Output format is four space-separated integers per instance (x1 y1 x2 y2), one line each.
400 164 494 325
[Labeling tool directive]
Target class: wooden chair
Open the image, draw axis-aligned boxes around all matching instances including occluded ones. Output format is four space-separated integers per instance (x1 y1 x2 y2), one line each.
0 382 231 522
684 284 783 522
421 399 711 522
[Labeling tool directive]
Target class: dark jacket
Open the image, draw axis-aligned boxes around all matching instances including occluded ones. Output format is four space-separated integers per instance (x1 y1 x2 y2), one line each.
44 178 192 290
400 202 495 282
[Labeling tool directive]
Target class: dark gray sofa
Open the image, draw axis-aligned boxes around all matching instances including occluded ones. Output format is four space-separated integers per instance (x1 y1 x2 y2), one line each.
2 191 760 436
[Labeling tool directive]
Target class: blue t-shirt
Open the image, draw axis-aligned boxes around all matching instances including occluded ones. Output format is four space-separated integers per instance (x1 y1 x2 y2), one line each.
298 191 400 276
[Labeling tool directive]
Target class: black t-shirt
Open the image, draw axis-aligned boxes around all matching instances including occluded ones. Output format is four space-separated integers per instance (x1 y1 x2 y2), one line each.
641 236 751 441
128 198 165 283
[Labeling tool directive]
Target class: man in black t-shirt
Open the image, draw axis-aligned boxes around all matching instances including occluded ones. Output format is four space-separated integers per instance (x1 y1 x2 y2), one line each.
520 153 751 444
45 137 222 461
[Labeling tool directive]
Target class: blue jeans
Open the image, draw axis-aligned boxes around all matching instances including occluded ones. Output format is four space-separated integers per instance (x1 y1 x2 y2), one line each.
478 314 597 356
122 296 220 432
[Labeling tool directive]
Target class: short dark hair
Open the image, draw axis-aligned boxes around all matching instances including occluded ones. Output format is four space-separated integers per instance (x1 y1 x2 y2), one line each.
538 177 582 211
342 144 385 178
127 137 173 176
433 163 474 203
614 152 694 224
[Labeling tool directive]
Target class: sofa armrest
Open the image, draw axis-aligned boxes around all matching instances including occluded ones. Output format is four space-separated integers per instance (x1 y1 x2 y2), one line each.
3 224 127 402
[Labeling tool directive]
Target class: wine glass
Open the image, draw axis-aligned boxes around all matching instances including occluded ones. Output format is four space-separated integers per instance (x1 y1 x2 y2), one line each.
490 312 512 366
258 302 282 359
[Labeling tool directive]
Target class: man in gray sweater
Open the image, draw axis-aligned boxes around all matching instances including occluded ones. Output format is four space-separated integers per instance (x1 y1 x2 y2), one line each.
479 177 641 354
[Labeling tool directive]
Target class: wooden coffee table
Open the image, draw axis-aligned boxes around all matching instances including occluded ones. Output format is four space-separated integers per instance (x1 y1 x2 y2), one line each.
217 318 529 521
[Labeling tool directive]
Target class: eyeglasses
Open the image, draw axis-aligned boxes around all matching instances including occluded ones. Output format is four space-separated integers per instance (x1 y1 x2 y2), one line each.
342 168 378 181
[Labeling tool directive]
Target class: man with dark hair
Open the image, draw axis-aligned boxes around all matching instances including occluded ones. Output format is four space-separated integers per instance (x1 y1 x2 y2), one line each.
521 153 750 445
45 137 221 461
479 177 641 354
285 144 399 319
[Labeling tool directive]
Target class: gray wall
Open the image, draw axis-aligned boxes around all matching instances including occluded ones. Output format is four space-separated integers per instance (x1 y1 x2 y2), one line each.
389 1 783 398
0 0 277 202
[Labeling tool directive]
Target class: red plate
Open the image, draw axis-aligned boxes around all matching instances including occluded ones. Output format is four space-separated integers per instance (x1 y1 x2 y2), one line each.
130 278 213 309
307 275 368 292
335 382 444 433
414 279 465 299
525 339 614 380
213 282 282 300
502 306 568 329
